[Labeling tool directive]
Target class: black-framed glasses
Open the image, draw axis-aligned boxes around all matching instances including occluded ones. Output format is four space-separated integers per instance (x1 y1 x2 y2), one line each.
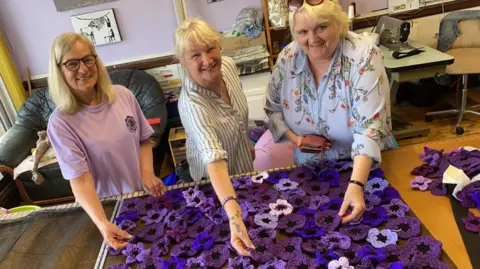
60 55 97 71
288 0 325 11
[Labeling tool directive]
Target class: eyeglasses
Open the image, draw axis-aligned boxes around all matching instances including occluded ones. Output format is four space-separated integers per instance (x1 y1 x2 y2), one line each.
288 0 325 11
60 55 97 71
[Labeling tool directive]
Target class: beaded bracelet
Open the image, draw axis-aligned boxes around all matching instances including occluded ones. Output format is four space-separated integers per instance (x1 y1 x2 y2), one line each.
349 180 365 189
222 196 239 209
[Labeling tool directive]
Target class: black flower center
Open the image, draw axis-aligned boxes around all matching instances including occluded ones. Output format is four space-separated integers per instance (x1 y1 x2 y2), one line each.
238 194 247 200
287 220 298 228
267 266 275 269
386 254 399 263
377 234 388 243
262 195 271 201
132 249 139 256
294 198 303 205
284 182 292 187
256 245 266 253
127 203 135 208
276 204 288 211
262 218 272 224
196 226 205 233
305 228 317 235
344 250 356 259
325 215 334 224
372 183 381 189
152 213 160 220
327 175 334 181
145 203 154 210
285 245 296 253
470 219 479 225
436 183 444 190
259 230 270 239
329 204 340 210
200 237 210 244
219 230 229 237
148 228 157 235
397 223 411 232
350 228 362 235
234 264 244 269
298 173 305 178
390 204 401 212
368 213 378 220
417 243 431 254
190 263 202 269
169 215 176 221
168 264 176 269
329 237 340 243
194 197 201 204
312 185 321 191
181 245 190 251
297 263 309 269
211 251 221 260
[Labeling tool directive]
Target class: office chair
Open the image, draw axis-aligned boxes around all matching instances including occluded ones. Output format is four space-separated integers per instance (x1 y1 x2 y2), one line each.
425 12 480 135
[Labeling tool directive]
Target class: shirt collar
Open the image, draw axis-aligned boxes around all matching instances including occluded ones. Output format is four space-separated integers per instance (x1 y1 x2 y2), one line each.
291 40 343 77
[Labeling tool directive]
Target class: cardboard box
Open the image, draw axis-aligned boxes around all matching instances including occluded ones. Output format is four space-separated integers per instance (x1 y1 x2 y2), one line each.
221 32 267 53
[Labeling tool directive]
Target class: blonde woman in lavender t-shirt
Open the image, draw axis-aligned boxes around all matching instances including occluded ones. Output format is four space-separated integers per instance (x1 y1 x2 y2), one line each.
46 33 166 250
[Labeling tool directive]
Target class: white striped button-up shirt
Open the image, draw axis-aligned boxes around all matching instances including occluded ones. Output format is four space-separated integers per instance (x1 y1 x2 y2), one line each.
178 57 254 181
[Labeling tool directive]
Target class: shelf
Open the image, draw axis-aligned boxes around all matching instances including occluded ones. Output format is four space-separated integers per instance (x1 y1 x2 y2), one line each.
272 54 279 58
269 26 289 31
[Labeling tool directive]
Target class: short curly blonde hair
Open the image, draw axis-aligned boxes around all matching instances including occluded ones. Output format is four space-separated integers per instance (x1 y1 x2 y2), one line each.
290 0 350 37
174 18 221 61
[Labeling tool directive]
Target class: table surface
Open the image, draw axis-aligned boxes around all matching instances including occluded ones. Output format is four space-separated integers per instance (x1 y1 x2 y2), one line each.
380 134 480 269
380 39 454 73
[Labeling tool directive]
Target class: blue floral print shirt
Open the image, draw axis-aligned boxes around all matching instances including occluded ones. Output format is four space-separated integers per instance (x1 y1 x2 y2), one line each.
265 31 394 165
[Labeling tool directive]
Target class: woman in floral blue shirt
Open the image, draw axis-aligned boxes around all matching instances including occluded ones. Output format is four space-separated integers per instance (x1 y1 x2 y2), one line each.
265 0 395 223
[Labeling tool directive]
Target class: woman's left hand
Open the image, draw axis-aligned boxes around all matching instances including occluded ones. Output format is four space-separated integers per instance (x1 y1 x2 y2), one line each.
142 174 166 197
338 183 366 223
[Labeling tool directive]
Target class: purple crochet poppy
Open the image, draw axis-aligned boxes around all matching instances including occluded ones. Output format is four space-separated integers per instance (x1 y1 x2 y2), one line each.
315 249 340 267
184 208 203 224
114 212 140 225
158 257 186 269
186 256 207 269
182 186 197 201
365 194 382 211
320 199 343 211
256 189 279 204
410 176 432 191
335 243 362 266
287 254 318 269
171 238 199 257
118 219 136 232
309 195 331 209
200 185 216 198
210 222 230 243
411 163 435 177
107 246 122 256
362 207 389 227
307 163 324 176
232 175 252 189
258 259 287 269
165 211 185 229
405 236 442 258
295 219 326 239
107 264 131 269
462 212 480 232
304 181 330 196
137 224 164 242
320 232 351 250
378 244 410 268
186 190 207 208
339 224 370 241
427 179 448 196
288 194 311 209
250 238 275 263
365 178 389 194
164 189 185 203
266 170 289 184
254 213 279 229
122 242 151 265
386 216 421 239
457 181 480 208
408 254 448 269
169 201 187 214
188 218 214 239
119 198 138 214
141 208 168 226
201 245 230 268
373 187 401 205
297 208 316 219
302 239 321 254
468 191 480 210
281 188 307 200
289 166 314 183
135 197 159 216
192 232 214 252
249 226 277 241
274 237 303 260
369 168 384 179
278 213 307 233
314 210 341 232
381 198 409 218
165 226 188 243
275 178 299 191
151 237 170 256
320 169 340 187
205 207 228 225
227 256 254 269
243 201 270 214
357 245 387 264
326 159 352 172
328 188 347 201
366 228 398 248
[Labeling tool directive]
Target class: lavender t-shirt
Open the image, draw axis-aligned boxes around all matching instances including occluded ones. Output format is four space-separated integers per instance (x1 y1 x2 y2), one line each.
47 85 154 198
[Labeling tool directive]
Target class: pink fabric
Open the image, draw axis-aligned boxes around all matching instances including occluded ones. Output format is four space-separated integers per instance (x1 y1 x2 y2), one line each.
253 129 294 171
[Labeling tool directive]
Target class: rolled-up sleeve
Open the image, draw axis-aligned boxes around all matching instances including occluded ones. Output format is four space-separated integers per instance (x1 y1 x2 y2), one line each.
350 46 392 164
264 63 290 143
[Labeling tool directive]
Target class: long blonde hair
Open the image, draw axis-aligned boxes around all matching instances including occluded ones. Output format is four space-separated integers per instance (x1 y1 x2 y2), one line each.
48 32 115 113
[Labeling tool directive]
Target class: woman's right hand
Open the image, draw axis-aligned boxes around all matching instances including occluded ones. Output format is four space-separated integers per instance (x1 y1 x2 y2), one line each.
98 220 132 250
229 213 255 256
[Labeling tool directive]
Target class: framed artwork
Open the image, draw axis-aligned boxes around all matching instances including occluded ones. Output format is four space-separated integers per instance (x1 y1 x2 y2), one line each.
70 8 121 46
207 0 224 3
53 0 117 12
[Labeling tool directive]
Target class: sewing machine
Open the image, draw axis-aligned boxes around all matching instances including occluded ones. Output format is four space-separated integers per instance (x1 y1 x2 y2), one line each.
375 16 415 51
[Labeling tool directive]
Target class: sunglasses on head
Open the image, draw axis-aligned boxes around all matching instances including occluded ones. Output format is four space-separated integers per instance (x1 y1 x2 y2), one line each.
288 0 325 11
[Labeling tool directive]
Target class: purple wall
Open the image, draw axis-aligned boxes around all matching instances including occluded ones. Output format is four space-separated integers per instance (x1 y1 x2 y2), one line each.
339 0 388 15
0 0 178 77
185 0 262 32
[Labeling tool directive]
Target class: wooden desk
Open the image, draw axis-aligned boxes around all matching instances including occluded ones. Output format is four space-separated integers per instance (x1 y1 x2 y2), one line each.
380 134 480 269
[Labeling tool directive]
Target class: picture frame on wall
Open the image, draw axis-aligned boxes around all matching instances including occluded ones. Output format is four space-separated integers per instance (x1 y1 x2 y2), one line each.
70 8 121 46
207 0 224 3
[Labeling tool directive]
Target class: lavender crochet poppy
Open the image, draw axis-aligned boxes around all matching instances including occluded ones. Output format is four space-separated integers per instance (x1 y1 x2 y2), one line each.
275 178 299 191
314 210 341 232
373 187 401 204
309 195 331 209
366 228 398 248
382 198 409 218
281 188 307 200
186 190 207 208
249 226 277 241
188 218 214 239
254 213 279 229
320 232 351 250
252 171 269 184
320 199 343 211
186 256 207 269
171 238 199 257
327 257 354 269
265 170 289 184
249 238 275 262
258 259 287 269
409 254 449 269
278 213 307 233
256 189 279 204
357 245 387 264
158 257 186 269
107 264 131 269
227 256 254 269
339 224 370 241
386 216 421 239
289 166 314 183
365 178 389 194
410 176 432 191
287 254 319 269
151 237 170 256
362 207 389 227
274 237 303 260
405 236 442 258
295 219 326 239
141 208 168 226
243 201 270 214
304 181 330 196
269 199 294 216
363 194 381 211
428 179 448 196
457 181 480 208
201 245 230 268
288 194 311 209
462 212 480 232
137 224 164 242
118 219 136 232
320 169 340 187
122 242 151 265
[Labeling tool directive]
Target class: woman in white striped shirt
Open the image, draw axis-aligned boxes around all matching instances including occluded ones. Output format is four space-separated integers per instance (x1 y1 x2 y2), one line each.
174 18 255 256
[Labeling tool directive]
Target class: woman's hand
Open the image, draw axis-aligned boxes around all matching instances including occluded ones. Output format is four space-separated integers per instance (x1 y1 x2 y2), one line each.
229 212 255 256
338 184 366 223
250 145 256 161
98 220 132 250
142 174 166 197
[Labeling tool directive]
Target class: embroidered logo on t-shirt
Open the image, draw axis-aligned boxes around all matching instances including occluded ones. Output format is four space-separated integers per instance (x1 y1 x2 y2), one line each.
125 116 137 132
